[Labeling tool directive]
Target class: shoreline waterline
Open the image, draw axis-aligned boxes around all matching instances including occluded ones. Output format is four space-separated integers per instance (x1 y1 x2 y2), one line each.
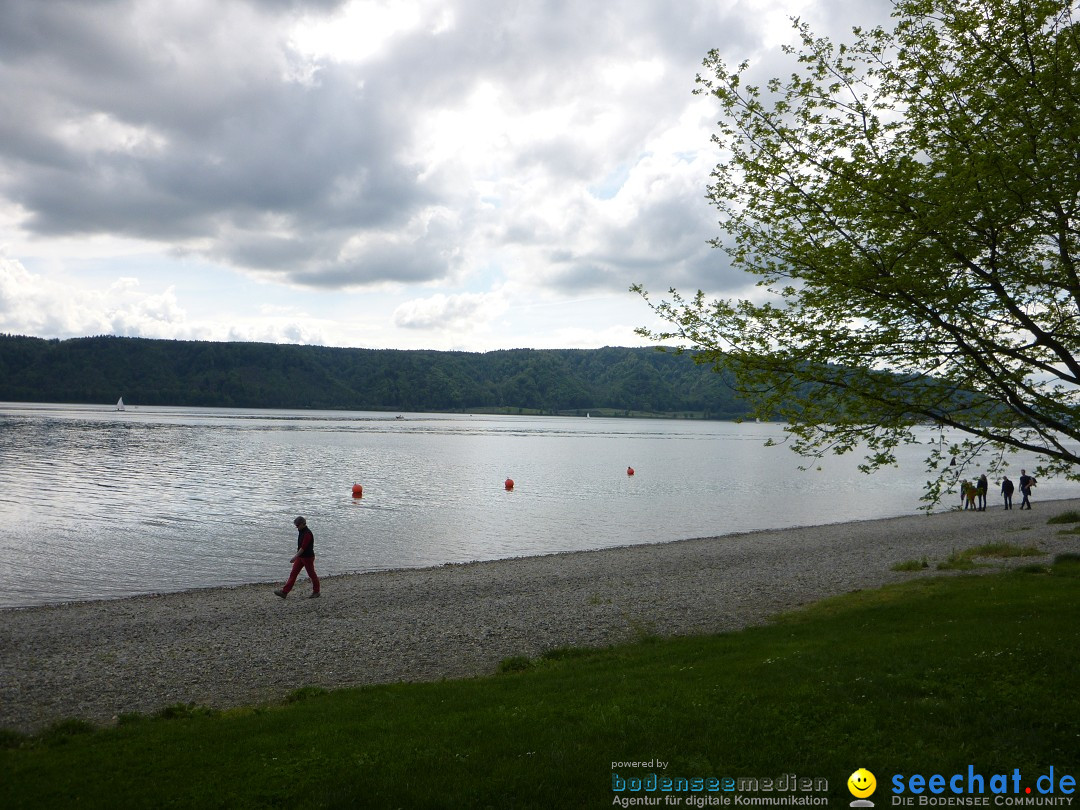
12 403 1074 610
2 499 1079 734
6 494 1075 613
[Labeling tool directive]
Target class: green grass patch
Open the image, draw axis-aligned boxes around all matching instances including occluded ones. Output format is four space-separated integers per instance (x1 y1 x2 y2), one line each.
891 557 929 572
153 703 220 721
0 728 29 750
1012 563 1052 575
36 719 97 748
1052 554 1080 577
4 562 1080 808
1047 510 1080 525
967 542 1046 559
285 686 330 704
937 543 1045 570
936 549 980 570
497 655 534 674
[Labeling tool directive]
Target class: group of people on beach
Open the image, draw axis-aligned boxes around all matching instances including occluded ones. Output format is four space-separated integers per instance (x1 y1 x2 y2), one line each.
960 470 1037 511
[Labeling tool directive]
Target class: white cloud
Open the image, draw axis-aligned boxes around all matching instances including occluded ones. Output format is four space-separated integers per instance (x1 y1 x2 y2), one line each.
0 0 896 351
0 256 336 345
393 291 508 332
54 112 168 157
225 321 327 345
289 0 434 64
0 257 189 338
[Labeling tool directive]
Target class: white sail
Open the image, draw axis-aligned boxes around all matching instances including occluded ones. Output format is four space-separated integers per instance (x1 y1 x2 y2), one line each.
116 397 125 411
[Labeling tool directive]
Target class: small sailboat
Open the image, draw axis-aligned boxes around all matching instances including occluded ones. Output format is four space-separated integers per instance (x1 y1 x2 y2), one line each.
116 397 125 411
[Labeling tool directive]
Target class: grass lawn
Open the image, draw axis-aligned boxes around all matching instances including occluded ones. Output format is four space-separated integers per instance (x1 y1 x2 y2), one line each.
4 558 1079 809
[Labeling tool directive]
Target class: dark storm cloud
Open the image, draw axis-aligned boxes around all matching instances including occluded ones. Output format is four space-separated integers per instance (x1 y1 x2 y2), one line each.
0 0 444 284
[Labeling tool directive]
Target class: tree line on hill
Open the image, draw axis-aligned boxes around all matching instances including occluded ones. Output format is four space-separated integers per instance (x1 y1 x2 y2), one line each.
0 334 752 418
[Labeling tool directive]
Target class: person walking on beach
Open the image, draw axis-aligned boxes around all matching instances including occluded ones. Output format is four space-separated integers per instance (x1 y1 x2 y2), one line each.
976 474 989 511
1019 469 1036 510
1001 476 1014 510
275 516 321 599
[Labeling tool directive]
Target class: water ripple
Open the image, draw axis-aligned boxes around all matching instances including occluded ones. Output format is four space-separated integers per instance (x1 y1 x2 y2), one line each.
2 404 1077 608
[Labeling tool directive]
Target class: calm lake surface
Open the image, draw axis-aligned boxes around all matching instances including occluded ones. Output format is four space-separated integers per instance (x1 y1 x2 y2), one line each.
1 403 1075 608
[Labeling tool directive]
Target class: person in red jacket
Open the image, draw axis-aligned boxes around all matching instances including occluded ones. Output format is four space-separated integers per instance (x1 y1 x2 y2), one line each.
275 516 321 599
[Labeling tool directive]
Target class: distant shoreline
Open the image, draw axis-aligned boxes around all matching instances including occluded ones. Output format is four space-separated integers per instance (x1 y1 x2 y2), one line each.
0 398 739 421
3 498 1078 734
0 337 754 419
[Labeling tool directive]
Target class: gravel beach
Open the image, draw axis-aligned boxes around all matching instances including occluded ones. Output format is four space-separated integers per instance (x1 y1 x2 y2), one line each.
3 498 1078 734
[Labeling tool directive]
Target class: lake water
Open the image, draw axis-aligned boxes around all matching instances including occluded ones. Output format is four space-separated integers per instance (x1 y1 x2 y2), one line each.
1 403 1075 608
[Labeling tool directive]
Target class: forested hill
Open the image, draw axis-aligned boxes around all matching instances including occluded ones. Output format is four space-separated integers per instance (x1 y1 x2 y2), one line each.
0 334 751 419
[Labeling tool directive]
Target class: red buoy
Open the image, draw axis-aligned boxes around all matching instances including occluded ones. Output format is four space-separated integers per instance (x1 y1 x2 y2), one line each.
627 466 635 476
504 478 514 491
351 483 364 498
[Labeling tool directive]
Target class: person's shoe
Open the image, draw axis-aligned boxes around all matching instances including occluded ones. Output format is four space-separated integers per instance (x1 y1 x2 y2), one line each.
274 589 287 599
308 592 321 599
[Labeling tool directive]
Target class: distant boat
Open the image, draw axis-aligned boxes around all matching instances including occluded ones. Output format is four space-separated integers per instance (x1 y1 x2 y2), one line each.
116 397 125 411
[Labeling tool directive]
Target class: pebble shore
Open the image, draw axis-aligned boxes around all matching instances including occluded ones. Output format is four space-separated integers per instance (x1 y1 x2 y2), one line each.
2 498 1078 734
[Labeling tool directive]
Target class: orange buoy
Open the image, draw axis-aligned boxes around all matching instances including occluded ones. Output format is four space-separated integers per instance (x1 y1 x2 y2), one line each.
627 466 635 476
351 483 364 498
504 478 514 491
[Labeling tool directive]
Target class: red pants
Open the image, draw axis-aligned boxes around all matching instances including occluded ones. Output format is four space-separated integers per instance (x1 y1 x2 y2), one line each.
282 556 319 595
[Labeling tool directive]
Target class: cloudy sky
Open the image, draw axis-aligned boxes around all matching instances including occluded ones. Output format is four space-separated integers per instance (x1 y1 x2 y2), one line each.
0 0 891 352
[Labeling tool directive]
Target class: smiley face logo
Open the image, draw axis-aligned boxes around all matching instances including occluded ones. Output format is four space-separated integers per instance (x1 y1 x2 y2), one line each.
848 768 877 798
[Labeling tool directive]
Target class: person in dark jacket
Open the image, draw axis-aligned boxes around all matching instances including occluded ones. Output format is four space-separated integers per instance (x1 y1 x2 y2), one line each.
1018 469 1036 510
1000 476 1014 510
976 474 989 511
275 516 321 598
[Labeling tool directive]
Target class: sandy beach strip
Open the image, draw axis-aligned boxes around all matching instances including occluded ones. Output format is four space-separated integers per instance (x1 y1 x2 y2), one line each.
2 498 1079 734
